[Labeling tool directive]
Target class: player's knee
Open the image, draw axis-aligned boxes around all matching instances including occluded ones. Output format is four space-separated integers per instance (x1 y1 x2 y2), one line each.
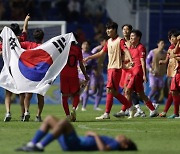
44 115 54 123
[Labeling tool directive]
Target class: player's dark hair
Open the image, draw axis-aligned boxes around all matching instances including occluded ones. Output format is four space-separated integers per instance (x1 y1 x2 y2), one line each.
33 29 44 43
122 24 133 31
126 139 138 151
10 23 21 35
168 29 179 39
106 21 118 32
157 39 165 44
131 29 142 40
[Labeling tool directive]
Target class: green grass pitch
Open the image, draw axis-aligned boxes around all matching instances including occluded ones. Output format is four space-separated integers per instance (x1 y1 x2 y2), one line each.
0 104 180 154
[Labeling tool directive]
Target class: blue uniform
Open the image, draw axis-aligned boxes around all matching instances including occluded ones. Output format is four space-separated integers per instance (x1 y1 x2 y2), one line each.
58 131 120 151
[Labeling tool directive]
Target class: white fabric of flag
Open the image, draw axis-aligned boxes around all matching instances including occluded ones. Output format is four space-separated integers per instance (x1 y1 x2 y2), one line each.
0 26 76 96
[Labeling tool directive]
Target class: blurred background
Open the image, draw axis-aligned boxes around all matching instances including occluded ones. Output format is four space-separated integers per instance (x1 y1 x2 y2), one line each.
0 0 180 105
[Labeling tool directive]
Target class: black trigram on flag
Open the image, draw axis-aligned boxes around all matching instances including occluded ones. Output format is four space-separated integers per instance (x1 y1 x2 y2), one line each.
9 37 17 50
52 37 66 54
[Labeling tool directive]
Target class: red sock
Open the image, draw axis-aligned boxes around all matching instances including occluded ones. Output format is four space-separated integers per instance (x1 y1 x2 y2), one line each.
164 93 173 112
73 95 79 109
114 93 132 111
145 100 155 111
105 93 113 113
172 95 180 115
62 96 70 115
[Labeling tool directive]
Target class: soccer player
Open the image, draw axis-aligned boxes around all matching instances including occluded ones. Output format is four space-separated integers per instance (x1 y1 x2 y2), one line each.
3 14 30 122
60 39 89 121
146 39 167 110
16 115 137 152
79 41 95 111
84 21 134 120
20 28 45 122
117 24 145 118
89 36 107 111
119 30 158 117
159 30 180 118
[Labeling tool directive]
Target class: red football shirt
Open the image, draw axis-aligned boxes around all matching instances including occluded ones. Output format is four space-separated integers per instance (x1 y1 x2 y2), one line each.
61 44 83 77
20 41 41 49
129 43 146 67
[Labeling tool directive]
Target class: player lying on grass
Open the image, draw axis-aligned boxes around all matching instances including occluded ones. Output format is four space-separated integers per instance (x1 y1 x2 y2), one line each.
16 115 137 152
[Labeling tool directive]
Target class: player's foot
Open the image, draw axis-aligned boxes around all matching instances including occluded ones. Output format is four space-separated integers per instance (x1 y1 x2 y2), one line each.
4 112 11 122
153 103 159 110
81 107 87 111
95 113 110 120
94 107 103 111
23 112 30 122
167 114 179 119
128 106 136 119
149 110 159 117
134 111 146 117
159 112 166 117
113 110 125 118
70 109 76 122
35 116 42 122
16 144 44 152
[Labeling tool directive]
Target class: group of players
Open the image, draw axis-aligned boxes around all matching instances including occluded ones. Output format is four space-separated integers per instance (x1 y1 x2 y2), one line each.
0 14 180 123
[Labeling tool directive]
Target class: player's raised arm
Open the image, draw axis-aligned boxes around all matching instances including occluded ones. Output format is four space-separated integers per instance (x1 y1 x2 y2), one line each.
22 14 31 33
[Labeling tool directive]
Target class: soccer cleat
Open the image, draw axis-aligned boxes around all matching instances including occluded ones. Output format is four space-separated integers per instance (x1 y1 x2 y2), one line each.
134 111 146 117
128 106 136 119
15 145 44 152
113 110 125 118
35 116 42 122
149 110 159 117
95 113 110 120
94 107 103 111
167 114 179 119
70 109 76 122
23 112 30 122
159 112 166 117
4 113 11 122
81 107 87 111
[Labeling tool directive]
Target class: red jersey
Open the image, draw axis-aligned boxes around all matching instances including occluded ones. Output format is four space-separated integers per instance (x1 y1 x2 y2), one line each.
20 41 41 49
18 32 27 42
61 44 83 77
129 43 146 67
0 43 2 51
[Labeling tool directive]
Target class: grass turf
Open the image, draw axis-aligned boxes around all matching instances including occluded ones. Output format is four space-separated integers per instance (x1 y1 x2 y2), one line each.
0 104 180 154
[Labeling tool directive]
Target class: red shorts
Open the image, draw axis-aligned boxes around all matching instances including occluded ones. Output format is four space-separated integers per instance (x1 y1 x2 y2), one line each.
119 69 129 88
170 73 180 91
60 75 80 94
107 69 122 90
125 67 144 92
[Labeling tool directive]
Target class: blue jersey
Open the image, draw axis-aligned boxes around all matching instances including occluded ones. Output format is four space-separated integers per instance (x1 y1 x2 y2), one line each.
58 131 120 151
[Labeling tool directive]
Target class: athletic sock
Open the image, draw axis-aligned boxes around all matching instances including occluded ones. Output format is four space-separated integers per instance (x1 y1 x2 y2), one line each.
105 93 113 113
62 96 70 115
40 133 55 147
164 93 173 112
172 95 180 116
72 95 79 109
115 93 132 109
31 130 46 144
145 100 155 111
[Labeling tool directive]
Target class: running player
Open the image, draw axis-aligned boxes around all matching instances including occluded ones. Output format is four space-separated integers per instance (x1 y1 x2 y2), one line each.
84 21 134 120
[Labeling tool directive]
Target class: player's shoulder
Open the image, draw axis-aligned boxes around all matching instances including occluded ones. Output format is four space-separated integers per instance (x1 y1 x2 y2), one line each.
137 43 146 50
